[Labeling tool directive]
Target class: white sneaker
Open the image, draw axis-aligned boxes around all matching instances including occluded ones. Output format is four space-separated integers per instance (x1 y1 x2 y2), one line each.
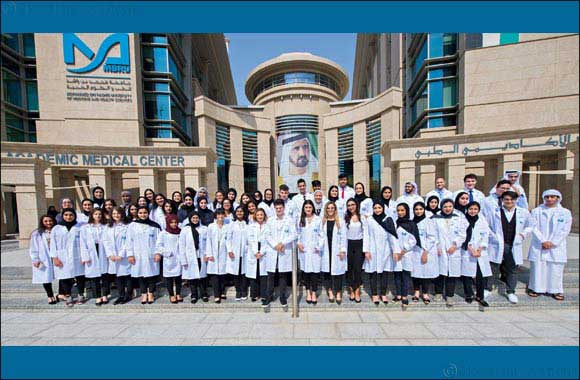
484 290 490 300
507 293 518 304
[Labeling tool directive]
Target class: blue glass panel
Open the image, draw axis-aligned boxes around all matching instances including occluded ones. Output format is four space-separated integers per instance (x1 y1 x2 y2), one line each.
430 33 457 58
429 80 442 108
412 41 427 78
23 34 35 57
168 53 183 88
2 34 20 53
2 71 23 107
142 46 168 72
500 33 519 45
26 81 38 111
145 93 170 120
5 112 24 130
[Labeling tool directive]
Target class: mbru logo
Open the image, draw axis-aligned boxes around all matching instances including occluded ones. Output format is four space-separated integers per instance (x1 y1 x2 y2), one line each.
63 33 130 74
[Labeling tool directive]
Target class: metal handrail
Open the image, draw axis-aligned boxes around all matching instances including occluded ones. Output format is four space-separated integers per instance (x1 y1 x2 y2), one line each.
291 242 299 318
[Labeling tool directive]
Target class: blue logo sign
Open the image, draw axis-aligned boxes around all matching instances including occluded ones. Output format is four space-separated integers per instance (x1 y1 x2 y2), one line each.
63 33 130 74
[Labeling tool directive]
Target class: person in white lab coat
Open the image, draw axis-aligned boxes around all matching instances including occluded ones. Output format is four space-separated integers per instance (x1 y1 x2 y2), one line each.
527 189 572 301
312 190 327 217
378 186 397 219
76 198 93 226
353 182 374 218
156 214 183 304
337 173 356 202
246 208 270 303
321 201 347 304
487 191 535 304
179 212 208 303
246 201 258 225
327 185 347 219
149 193 167 230
432 199 468 306
292 178 312 213
490 170 529 210
264 199 297 308
205 209 229 303
126 206 162 304
410 202 439 305
453 173 486 205
424 177 454 204
80 208 109 305
277 184 299 223
227 207 249 301
49 208 86 307
460 202 492 307
393 203 418 307
102 207 131 305
396 182 423 219
482 180 512 224
297 200 324 305
258 188 275 219
363 201 400 305
425 195 440 217
29 214 57 304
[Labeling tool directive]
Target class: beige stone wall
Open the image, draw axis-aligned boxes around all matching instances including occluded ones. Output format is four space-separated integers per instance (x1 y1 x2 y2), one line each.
462 34 579 135
35 33 142 147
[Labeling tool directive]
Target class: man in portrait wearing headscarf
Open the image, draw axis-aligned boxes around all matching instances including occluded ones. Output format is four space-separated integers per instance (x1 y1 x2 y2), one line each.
277 132 319 193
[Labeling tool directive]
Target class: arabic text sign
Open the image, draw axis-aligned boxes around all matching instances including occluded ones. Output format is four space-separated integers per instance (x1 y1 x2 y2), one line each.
3 152 185 168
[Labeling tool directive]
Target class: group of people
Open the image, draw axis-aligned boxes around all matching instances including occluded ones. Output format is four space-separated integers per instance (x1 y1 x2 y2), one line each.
30 169 572 310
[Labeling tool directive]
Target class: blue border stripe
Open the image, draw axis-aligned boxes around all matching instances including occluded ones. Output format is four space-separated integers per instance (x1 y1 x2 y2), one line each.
1 1 579 33
2 346 579 379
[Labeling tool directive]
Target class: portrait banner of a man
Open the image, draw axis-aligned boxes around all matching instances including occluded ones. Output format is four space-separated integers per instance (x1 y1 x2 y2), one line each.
276 131 319 193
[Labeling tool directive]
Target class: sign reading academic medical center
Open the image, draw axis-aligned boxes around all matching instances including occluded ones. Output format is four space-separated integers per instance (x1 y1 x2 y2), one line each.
3 152 185 168
63 33 133 104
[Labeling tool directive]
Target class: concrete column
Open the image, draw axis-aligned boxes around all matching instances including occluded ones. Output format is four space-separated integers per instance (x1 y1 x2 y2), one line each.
324 128 339 191
165 171 183 197
396 161 416 196
229 127 245 192
44 167 60 208
138 169 157 194
382 149 394 192
417 164 436 196
557 150 575 209
484 159 499 193
257 131 272 191
568 141 579 233
498 153 524 178
445 158 466 192
197 116 218 193
527 162 541 209
184 168 201 189
88 168 112 199
353 121 369 189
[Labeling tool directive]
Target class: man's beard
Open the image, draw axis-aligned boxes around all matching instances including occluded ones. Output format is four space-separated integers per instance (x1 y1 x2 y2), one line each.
291 156 309 168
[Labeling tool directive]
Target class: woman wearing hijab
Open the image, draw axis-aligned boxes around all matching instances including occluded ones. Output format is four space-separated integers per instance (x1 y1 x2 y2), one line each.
425 195 440 217
432 199 468 306
179 211 209 303
410 202 438 304
258 188 275 219
92 186 105 209
528 189 572 301
156 214 183 304
126 206 162 304
77 198 93 225
226 206 249 301
363 201 400 305
184 187 196 199
49 208 86 306
253 191 263 205
196 197 215 227
177 194 196 225
460 201 492 307
353 182 373 217
30 214 58 304
327 185 346 218
393 203 418 307
378 186 396 219
102 206 131 305
312 190 326 216
80 208 110 305
454 192 470 215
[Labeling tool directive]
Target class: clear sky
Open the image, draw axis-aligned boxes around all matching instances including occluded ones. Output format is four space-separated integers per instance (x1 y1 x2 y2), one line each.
225 33 356 106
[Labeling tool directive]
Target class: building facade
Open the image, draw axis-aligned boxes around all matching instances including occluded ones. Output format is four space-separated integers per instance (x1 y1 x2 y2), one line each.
1 32 579 246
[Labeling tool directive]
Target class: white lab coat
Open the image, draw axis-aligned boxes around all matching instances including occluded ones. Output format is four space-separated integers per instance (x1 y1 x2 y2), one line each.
76 213 89 226
150 207 166 230
80 224 107 278
292 193 312 214
453 189 486 204
178 225 207 280
394 226 416 272
102 223 130 276
296 215 324 273
362 217 400 273
29 230 55 284
205 223 229 275
226 220 248 275
481 193 502 224
257 202 275 219
396 194 424 220
433 214 467 277
49 224 84 280
424 188 454 203
320 219 348 275
265 216 297 273
156 231 182 277
528 205 572 264
246 222 269 278
337 186 356 202
125 222 160 278
411 218 439 279
488 207 534 265
358 198 374 218
324 199 347 219
460 218 492 277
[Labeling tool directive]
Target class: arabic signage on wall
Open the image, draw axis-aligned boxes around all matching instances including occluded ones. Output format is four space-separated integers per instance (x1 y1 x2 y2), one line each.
63 33 133 104
394 133 579 162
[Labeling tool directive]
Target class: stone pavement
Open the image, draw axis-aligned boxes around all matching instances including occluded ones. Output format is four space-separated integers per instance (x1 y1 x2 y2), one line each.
2 308 578 346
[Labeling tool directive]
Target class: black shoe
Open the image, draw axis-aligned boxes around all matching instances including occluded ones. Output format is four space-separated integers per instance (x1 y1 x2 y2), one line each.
123 296 132 303
214 297 221 304
113 298 125 305
336 299 342 305
220 294 227 300
202 296 209 302
476 298 489 307
306 299 312 304
280 298 288 307
465 297 474 304
355 299 361 304
261 298 270 308
402 298 409 306
374 301 380 306
251 297 258 302
191 297 198 304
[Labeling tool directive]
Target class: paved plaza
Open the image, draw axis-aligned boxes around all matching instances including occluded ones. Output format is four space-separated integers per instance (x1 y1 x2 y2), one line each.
1 240 579 346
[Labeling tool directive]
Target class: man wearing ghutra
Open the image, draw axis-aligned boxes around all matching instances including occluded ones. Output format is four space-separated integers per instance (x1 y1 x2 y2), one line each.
277 132 319 193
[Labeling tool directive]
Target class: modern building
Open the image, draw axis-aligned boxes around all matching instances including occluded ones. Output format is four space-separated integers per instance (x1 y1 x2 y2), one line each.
1 32 579 246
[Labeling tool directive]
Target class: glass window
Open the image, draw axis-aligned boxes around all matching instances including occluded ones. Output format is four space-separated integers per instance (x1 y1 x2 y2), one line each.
25 67 36 79
338 159 354 185
26 81 38 111
144 81 170 92
171 100 186 129
6 127 25 142
142 46 168 72
368 154 381 199
411 87 428 122
217 159 230 192
429 67 456 79
412 40 427 78
5 112 24 130
500 33 519 45
168 53 183 88
2 70 22 107
142 34 168 44
144 93 170 120
428 115 456 128
429 33 457 58
429 78 456 109
243 163 258 193
2 34 20 53
23 34 35 57
2 55 20 75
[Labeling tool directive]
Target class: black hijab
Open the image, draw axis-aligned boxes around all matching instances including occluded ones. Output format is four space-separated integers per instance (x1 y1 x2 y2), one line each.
425 195 440 215
133 206 161 229
413 201 427 225
80 198 92 216
396 203 422 248
92 186 105 208
433 199 457 219
328 185 339 202
353 182 368 204
372 201 397 238
454 192 469 214
180 195 196 214
253 191 263 204
379 186 393 208
196 202 214 226
188 211 200 250
59 208 78 231
262 189 274 207
462 202 481 250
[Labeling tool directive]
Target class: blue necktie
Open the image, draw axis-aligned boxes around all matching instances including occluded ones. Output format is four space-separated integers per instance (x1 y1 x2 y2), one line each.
469 190 474 203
